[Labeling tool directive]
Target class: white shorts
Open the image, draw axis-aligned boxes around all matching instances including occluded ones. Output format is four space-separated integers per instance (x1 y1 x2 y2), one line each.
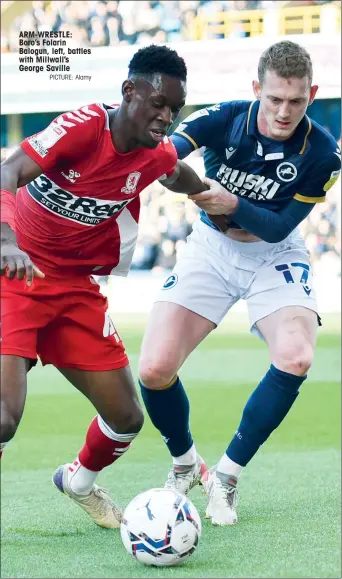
155 219 319 340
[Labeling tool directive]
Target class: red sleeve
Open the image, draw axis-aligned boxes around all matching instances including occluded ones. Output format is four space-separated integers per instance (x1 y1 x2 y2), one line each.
20 103 104 171
158 137 178 179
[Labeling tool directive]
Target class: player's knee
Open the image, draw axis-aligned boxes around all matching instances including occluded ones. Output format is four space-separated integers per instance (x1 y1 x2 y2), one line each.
126 404 145 433
139 358 177 390
274 342 314 376
107 403 145 434
139 362 177 390
0 407 20 443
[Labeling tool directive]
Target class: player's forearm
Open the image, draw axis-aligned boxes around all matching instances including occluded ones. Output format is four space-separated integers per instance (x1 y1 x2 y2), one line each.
1 146 42 189
1 222 17 243
231 197 315 243
1 163 19 194
164 160 209 194
1 165 19 239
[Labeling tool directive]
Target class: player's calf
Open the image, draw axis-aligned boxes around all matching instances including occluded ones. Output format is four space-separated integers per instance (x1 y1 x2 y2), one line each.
0 409 19 444
139 375 195 459
69 415 141 492
0 355 30 447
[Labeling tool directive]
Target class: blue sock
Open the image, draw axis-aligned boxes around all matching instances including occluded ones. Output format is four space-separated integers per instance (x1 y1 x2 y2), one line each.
226 364 306 467
139 377 193 457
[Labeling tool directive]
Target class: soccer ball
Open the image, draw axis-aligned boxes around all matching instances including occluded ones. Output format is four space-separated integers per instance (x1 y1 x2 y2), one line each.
120 487 202 567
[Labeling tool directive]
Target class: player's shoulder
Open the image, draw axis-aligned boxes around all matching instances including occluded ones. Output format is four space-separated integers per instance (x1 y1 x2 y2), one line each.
308 117 340 158
218 100 251 118
139 135 177 179
175 102 251 142
53 103 110 136
182 100 251 122
302 119 341 189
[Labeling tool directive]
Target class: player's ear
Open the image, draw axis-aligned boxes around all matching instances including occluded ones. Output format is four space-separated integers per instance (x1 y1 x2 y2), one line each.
308 84 318 105
252 80 261 99
122 80 134 102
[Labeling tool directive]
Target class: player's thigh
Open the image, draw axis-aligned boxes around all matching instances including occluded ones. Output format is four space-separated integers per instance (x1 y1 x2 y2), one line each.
139 301 215 385
257 306 317 368
247 247 318 338
139 256 237 384
58 365 143 434
38 278 143 432
0 355 31 440
257 306 318 356
0 276 47 363
38 278 129 372
247 251 319 372
139 250 238 388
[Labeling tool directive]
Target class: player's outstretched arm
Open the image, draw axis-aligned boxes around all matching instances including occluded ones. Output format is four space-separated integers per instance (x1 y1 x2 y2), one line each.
160 160 208 194
160 161 231 232
1 148 45 285
191 178 315 243
1 146 43 190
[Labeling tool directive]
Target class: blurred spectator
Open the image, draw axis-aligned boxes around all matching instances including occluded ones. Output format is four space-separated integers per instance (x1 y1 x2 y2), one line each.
180 9 198 40
1 30 10 53
2 0 338 52
89 16 108 45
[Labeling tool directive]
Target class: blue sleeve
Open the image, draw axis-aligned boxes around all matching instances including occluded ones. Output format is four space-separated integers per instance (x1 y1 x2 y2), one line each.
231 197 315 243
294 148 341 204
170 134 194 159
170 102 243 160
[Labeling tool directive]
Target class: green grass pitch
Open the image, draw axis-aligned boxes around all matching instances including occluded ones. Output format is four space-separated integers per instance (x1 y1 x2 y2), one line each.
1 313 341 578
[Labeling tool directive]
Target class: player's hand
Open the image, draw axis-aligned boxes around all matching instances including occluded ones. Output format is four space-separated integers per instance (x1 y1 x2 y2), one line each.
0 242 45 286
188 178 239 215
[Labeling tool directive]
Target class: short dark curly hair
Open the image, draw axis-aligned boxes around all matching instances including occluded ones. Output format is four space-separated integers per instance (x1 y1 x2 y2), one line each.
258 41 313 85
128 45 187 82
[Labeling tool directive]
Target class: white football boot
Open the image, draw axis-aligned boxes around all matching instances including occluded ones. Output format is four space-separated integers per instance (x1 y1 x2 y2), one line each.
164 454 208 495
53 464 122 529
203 467 238 525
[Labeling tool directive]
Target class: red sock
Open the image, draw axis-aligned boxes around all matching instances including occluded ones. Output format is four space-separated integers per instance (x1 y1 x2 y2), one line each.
78 416 136 471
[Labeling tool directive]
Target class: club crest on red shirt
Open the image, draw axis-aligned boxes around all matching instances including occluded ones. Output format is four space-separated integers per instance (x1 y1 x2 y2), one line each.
121 171 141 194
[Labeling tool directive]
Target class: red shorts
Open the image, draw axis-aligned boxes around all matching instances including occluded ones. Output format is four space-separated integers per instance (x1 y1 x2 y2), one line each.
0 275 129 371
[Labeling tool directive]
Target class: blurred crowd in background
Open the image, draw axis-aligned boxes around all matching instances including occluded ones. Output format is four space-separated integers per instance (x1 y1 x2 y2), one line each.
1 145 340 276
1 0 336 52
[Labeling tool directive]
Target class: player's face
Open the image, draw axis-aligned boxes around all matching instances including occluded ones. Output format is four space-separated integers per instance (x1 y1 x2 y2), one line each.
253 70 318 140
123 74 186 148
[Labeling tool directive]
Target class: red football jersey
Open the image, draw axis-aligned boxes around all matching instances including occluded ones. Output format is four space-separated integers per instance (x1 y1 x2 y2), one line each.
15 103 177 278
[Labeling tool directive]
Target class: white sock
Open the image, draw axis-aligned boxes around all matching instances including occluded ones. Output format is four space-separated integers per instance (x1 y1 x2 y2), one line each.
67 459 98 495
173 443 197 466
217 453 243 479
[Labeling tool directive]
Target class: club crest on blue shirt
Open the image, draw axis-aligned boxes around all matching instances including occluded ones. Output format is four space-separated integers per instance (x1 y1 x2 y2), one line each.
276 162 298 182
162 274 178 290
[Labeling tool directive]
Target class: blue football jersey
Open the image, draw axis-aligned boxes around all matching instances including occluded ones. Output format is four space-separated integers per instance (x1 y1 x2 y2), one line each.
171 101 341 230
